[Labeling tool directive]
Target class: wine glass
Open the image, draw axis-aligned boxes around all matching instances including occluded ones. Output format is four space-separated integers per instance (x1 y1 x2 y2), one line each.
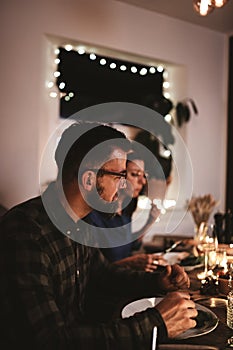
196 223 218 280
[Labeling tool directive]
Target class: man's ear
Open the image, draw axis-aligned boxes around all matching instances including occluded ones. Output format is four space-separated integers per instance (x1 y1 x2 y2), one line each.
82 171 95 190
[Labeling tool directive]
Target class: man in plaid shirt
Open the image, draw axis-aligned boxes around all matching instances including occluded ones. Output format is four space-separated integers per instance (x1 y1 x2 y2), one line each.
0 121 197 349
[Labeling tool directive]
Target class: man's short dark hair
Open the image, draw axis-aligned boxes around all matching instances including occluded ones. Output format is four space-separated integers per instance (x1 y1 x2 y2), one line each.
55 121 131 183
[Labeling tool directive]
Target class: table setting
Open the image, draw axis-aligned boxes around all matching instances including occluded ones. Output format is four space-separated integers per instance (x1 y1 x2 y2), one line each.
120 255 233 349
126 194 233 349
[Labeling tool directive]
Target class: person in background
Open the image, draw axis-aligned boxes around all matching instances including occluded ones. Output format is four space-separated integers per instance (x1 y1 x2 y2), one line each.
134 129 173 204
0 121 197 350
87 148 167 272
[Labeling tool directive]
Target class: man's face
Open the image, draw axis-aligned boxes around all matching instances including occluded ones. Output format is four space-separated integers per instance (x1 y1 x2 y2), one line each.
85 148 127 214
96 148 127 202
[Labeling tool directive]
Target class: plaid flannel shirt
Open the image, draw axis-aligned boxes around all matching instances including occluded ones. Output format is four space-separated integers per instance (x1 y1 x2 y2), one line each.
0 183 167 350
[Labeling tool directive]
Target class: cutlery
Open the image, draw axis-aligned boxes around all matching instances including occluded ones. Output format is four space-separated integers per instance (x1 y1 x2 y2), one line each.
164 240 183 253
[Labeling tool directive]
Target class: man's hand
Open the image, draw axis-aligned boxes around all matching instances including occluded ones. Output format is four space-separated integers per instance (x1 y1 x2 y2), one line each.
158 264 190 292
155 291 197 338
113 253 167 272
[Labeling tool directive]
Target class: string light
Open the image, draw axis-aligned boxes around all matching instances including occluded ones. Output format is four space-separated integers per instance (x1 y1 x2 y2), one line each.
65 44 73 51
100 58 107 65
47 81 54 88
49 92 57 98
89 53 96 60
139 68 147 76
131 66 137 73
163 81 170 89
77 47 85 55
49 44 172 107
110 62 117 69
164 92 170 99
157 65 164 72
120 65 127 71
59 82 65 89
149 67 156 74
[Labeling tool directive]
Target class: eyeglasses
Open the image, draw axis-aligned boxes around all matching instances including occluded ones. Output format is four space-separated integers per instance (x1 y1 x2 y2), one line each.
88 168 127 188
128 171 148 179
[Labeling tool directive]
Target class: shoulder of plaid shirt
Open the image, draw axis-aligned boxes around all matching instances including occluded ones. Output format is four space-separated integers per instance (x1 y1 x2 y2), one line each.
0 189 167 350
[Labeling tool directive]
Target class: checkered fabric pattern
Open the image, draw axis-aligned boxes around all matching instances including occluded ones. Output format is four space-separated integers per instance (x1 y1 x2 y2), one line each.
0 183 167 350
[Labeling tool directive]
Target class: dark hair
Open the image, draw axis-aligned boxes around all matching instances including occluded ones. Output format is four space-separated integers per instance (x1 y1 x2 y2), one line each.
55 121 131 183
133 130 172 180
126 146 145 165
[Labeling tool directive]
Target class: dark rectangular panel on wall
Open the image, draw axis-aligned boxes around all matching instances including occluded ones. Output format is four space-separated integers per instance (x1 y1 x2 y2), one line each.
226 36 233 212
56 48 167 119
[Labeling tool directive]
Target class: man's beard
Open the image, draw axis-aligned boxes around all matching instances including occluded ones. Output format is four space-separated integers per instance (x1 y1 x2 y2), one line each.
85 182 119 219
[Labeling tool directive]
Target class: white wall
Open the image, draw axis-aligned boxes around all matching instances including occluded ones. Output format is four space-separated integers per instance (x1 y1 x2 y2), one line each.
0 0 228 213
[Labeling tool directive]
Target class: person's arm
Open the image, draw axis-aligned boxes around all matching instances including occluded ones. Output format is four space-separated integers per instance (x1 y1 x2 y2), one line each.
0 238 167 350
113 253 167 272
0 211 167 350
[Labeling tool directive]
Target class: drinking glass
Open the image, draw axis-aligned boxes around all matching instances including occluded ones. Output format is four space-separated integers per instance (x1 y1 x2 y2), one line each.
196 223 218 279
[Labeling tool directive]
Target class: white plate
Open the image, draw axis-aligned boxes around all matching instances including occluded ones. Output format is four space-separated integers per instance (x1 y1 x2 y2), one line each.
121 297 219 340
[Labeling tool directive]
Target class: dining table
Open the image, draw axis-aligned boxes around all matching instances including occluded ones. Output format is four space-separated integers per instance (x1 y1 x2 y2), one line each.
116 238 233 350
155 265 233 350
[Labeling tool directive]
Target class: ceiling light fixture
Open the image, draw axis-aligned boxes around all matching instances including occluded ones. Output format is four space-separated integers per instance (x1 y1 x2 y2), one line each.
193 0 229 16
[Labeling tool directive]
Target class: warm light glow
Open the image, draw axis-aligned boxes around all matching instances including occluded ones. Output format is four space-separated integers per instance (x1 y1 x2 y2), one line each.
149 67 156 74
157 65 164 72
139 68 147 76
163 81 170 89
163 70 169 79
65 44 73 51
59 82 65 89
110 62 116 69
131 66 137 73
89 53 96 60
193 0 215 16
68 92 74 97
54 71 61 78
100 58 107 65
54 58 60 64
200 0 211 15
164 114 172 123
137 196 151 209
164 92 170 99
152 199 163 210
49 92 57 98
77 47 85 55
214 0 228 7
163 149 171 157
47 81 54 88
